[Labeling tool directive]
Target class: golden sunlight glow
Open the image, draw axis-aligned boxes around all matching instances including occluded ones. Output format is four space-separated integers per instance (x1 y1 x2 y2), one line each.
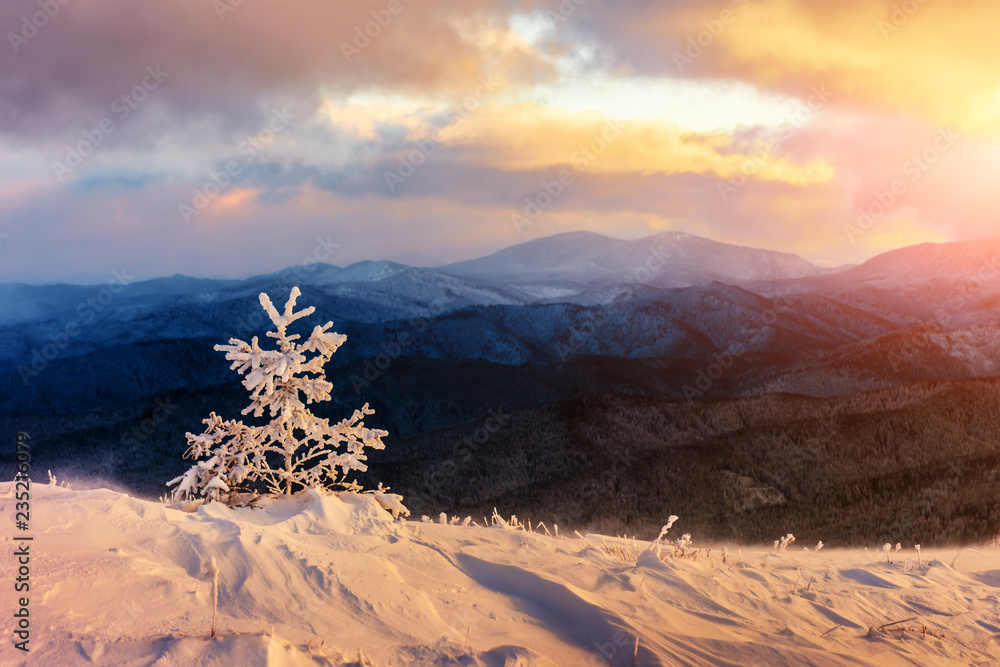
435 103 835 185
713 0 1000 133
864 218 950 252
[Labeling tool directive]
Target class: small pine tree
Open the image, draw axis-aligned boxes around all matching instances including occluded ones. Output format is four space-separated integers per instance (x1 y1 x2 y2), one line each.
168 287 389 501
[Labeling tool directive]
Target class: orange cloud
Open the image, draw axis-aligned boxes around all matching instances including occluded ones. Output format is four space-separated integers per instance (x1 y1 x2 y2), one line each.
213 187 260 212
598 0 1000 134
726 0 1000 132
434 103 834 185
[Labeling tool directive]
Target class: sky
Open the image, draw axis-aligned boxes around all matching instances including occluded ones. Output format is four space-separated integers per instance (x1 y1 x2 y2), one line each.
2 0 999 283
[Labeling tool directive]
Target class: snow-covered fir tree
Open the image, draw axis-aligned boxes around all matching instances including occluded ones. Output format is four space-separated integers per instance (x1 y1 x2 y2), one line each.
168 287 389 501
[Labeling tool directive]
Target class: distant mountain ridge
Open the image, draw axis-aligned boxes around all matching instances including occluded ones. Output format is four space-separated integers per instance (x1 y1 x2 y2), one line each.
7 232 1000 379
436 231 837 296
0 230 837 327
752 237 1000 327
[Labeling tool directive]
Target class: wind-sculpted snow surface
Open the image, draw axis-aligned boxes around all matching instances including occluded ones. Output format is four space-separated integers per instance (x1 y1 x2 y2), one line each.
6 483 1000 666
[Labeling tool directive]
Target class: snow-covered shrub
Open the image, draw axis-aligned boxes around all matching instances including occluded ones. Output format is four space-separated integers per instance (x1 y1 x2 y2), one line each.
168 287 393 502
777 534 795 552
645 516 705 560
370 483 409 519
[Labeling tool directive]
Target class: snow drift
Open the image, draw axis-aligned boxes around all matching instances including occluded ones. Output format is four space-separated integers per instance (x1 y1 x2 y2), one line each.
4 483 1000 666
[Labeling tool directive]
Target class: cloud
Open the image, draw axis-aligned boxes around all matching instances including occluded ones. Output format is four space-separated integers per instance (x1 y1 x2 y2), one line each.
322 101 837 187
565 0 1000 133
0 0 553 140
2 0 997 283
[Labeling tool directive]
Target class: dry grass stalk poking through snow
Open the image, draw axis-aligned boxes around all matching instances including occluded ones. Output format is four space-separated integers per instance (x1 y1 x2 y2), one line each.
208 556 219 638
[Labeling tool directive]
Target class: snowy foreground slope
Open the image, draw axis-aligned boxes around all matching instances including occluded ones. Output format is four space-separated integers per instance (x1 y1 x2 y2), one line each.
4 486 1000 666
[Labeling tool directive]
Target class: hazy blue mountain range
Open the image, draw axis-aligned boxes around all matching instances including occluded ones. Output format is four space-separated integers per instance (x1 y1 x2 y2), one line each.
437 230 838 298
5 230 1000 541
3 231 998 384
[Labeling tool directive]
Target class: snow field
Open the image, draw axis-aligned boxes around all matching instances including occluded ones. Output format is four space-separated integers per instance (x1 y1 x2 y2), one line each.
4 483 1000 666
